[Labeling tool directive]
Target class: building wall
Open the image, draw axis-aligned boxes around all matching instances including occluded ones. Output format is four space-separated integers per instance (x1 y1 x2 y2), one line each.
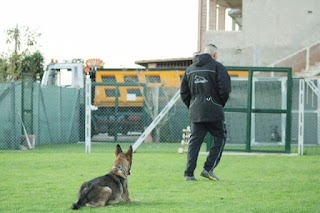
202 0 320 69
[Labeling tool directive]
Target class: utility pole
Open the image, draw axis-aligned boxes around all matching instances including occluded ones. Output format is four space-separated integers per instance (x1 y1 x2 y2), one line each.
13 24 20 55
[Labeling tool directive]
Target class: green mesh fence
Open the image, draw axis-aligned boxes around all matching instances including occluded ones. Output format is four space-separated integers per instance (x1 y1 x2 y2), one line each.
0 68 319 155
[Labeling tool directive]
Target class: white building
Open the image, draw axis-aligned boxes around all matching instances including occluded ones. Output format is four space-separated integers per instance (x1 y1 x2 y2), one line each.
198 0 320 76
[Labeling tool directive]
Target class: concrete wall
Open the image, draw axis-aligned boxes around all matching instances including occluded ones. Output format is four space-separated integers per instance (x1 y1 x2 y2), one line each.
204 0 320 68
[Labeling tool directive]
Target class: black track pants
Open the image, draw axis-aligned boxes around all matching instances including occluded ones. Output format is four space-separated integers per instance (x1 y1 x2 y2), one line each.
184 121 226 177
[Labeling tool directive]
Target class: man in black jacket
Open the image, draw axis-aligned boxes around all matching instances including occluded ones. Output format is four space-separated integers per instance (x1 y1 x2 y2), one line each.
180 44 231 181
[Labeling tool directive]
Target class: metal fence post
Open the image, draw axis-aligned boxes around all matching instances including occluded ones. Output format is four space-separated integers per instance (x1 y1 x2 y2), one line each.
298 79 305 155
246 69 253 152
285 68 292 153
85 74 91 154
10 82 17 149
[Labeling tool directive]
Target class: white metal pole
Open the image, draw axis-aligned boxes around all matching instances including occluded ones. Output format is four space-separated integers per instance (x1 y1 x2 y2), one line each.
85 74 92 154
152 87 159 119
298 79 305 155
306 48 310 71
206 0 210 31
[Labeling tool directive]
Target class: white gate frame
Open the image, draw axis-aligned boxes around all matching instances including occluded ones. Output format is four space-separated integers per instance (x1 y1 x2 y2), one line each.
298 78 320 155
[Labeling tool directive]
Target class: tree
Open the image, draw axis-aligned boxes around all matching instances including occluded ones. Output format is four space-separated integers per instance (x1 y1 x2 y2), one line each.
21 51 44 80
2 25 44 80
0 57 9 81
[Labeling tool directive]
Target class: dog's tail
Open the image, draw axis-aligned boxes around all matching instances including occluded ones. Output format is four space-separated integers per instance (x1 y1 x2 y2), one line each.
72 197 88 210
72 182 93 210
72 202 81 210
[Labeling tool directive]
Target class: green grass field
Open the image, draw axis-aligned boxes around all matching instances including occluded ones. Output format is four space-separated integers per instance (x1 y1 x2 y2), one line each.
0 143 319 212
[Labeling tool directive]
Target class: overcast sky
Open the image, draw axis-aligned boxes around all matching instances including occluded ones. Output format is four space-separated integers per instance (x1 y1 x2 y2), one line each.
0 0 198 68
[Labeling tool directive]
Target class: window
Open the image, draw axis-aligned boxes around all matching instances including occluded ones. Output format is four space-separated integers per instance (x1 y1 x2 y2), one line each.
146 76 161 83
124 76 138 83
105 89 117 97
59 68 73 86
102 76 116 84
127 89 142 96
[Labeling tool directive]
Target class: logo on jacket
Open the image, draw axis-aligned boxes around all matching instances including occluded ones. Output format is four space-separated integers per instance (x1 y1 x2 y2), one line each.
194 75 208 84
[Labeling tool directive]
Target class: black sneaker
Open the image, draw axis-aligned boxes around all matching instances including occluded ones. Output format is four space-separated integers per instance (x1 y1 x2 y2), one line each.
200 170 219 181
185 176 197 181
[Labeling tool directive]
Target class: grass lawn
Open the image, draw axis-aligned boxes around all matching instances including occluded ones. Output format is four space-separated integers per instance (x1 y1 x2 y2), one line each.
0 143 319 212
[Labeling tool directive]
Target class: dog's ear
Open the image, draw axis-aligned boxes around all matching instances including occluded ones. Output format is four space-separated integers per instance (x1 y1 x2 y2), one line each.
115 144 123 156
126 146 133 158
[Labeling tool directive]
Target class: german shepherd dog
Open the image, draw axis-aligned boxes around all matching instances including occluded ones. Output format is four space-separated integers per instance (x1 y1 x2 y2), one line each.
72 144 133 210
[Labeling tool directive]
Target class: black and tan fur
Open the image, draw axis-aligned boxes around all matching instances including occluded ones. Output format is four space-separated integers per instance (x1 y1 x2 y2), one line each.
72 144 133 210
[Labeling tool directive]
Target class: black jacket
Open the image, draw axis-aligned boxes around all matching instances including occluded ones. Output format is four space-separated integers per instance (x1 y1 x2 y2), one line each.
180 53 231 122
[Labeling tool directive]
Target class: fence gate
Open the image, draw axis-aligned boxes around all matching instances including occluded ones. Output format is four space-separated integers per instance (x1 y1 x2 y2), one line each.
222 66 292 153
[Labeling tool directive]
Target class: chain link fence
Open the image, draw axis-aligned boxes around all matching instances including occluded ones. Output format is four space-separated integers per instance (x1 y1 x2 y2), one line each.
292 78 320 155
0 74 319 154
